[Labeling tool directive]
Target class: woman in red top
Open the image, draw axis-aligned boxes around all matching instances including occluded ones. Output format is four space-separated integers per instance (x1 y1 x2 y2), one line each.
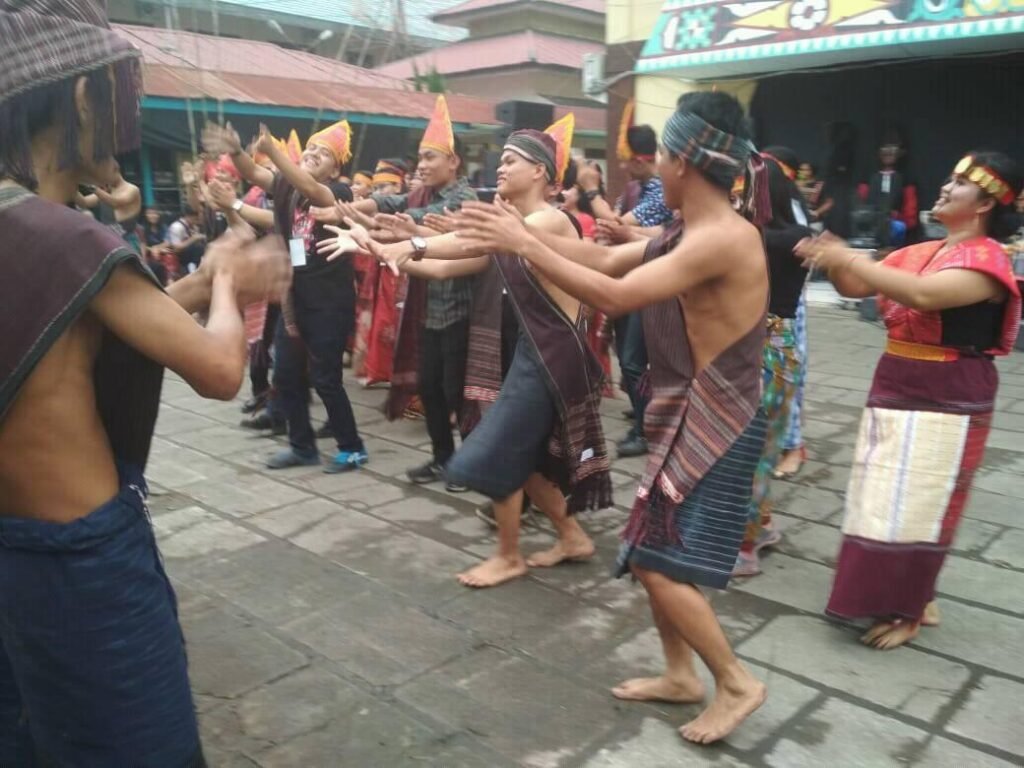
799 150 1022 650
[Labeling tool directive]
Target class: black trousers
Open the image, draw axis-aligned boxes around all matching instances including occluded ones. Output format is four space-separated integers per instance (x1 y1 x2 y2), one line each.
418 319 470 465
276 274 362 455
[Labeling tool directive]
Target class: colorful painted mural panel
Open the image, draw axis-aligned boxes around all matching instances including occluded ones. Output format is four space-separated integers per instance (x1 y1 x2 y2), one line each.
638 0 1024 74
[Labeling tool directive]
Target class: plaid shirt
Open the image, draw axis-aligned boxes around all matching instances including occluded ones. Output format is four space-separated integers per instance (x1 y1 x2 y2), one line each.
374 178 478 329
631 177 674 228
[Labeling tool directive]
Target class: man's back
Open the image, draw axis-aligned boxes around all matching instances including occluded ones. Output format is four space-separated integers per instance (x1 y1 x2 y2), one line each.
0 190 162 521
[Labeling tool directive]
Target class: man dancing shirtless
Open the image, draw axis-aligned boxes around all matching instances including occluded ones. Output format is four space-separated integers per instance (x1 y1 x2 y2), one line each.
322 129 612 588
0 3 288 764
455 92 770 744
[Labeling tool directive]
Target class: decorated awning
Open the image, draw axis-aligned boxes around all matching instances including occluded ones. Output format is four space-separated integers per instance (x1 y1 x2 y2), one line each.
636 0 1024 79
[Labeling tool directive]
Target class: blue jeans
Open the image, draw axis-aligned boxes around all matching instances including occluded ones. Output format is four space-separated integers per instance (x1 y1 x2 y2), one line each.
275 274 363 455
0 466 205 767
614 311 648 438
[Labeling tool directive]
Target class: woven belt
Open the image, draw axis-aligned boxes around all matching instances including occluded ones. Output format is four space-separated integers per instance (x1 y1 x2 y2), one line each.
885 338 960 362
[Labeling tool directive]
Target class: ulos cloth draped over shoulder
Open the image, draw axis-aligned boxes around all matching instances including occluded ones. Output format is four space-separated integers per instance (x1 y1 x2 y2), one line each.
827 237 1021 622
617 222 767 589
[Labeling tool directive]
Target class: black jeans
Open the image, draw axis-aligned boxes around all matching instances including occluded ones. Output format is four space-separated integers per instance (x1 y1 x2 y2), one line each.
275 276 362 455
614 311 648 438
419 319 470 465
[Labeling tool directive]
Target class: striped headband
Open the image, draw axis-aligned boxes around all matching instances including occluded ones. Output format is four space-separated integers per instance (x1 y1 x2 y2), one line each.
504 130 557 183
663 110 771 226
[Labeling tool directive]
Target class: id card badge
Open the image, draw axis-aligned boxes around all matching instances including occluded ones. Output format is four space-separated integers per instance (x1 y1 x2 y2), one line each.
288 237 307 268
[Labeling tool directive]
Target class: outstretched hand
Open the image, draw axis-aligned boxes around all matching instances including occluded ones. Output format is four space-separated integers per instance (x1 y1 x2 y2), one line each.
334 201 375 230
255 123 276 156
202 122 243 156
372 212 418 243
794 231 851 270
422 209 456 234
317 219 387 268
596 217 633 245
454 199 530 255
202 232 291 306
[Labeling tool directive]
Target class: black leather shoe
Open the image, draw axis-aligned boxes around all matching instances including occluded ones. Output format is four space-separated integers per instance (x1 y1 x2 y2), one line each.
616 434 649 458
240 412 286 436
407 461 444 485
241 393 268 414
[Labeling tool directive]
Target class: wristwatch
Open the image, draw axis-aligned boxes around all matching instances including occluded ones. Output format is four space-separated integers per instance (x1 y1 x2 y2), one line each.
231 199 244 213
410 236 428 262
583 189 602 201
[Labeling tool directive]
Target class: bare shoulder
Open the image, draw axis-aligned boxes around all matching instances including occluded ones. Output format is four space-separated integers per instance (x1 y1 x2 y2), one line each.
685 214 762 263
526 207 576 237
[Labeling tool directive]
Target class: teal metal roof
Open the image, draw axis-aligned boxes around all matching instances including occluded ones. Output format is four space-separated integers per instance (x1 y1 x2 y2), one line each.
161 0 470 44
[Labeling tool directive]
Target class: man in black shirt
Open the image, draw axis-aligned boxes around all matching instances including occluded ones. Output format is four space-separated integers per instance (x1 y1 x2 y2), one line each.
205 120 367 472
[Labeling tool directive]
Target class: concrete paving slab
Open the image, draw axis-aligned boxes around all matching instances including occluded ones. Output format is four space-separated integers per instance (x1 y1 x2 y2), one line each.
281 590 477 687
397 646 620 766
765 698 927 767
945 676 1024 759
738 616 970 723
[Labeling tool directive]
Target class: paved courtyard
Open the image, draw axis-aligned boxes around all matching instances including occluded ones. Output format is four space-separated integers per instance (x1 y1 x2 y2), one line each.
147 306 1024 767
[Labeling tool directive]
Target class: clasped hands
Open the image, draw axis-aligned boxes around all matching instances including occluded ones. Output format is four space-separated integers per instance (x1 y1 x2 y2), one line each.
793 231 855 271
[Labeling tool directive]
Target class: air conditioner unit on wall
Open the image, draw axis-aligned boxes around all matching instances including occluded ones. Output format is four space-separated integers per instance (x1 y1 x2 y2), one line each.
582 52 606 97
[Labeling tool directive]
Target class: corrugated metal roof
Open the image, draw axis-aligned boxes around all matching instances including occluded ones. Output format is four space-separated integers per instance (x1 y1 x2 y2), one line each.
118 24 605 132
375 30 603 78
143 64 605 132
434 0 604 21
141 64 495 123
138 0 469 43
115 24 413 89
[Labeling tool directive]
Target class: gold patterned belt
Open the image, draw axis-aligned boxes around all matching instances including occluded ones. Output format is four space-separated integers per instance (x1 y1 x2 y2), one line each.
885 338 960 362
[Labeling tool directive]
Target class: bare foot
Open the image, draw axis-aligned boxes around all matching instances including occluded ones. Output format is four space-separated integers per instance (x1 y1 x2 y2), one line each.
679 669 766 745
457 555 528 588
921 601 941 627
772 447 806 479
612 675 706 704
860 619 920 650
526 536 595 567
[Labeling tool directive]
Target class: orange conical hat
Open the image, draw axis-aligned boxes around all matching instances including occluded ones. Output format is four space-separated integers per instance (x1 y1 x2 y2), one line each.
307 120 353 166
616 99 636 162
544 113 575 187
420 95 455 156
286 129 303 164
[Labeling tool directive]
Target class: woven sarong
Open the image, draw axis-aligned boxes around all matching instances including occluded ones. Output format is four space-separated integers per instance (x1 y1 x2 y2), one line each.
616 411 767 589
828 352 1001 621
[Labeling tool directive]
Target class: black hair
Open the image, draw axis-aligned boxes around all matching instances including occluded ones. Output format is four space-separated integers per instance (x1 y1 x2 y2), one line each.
627 125 658 157
0 60 142 192
381 157 409 173
673 91 752 194
676 91 751 142
764 157 808 229
968 150 1023 242
761 145 800 172
452 135 466 173
562 158 578 190
563 159 604 217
